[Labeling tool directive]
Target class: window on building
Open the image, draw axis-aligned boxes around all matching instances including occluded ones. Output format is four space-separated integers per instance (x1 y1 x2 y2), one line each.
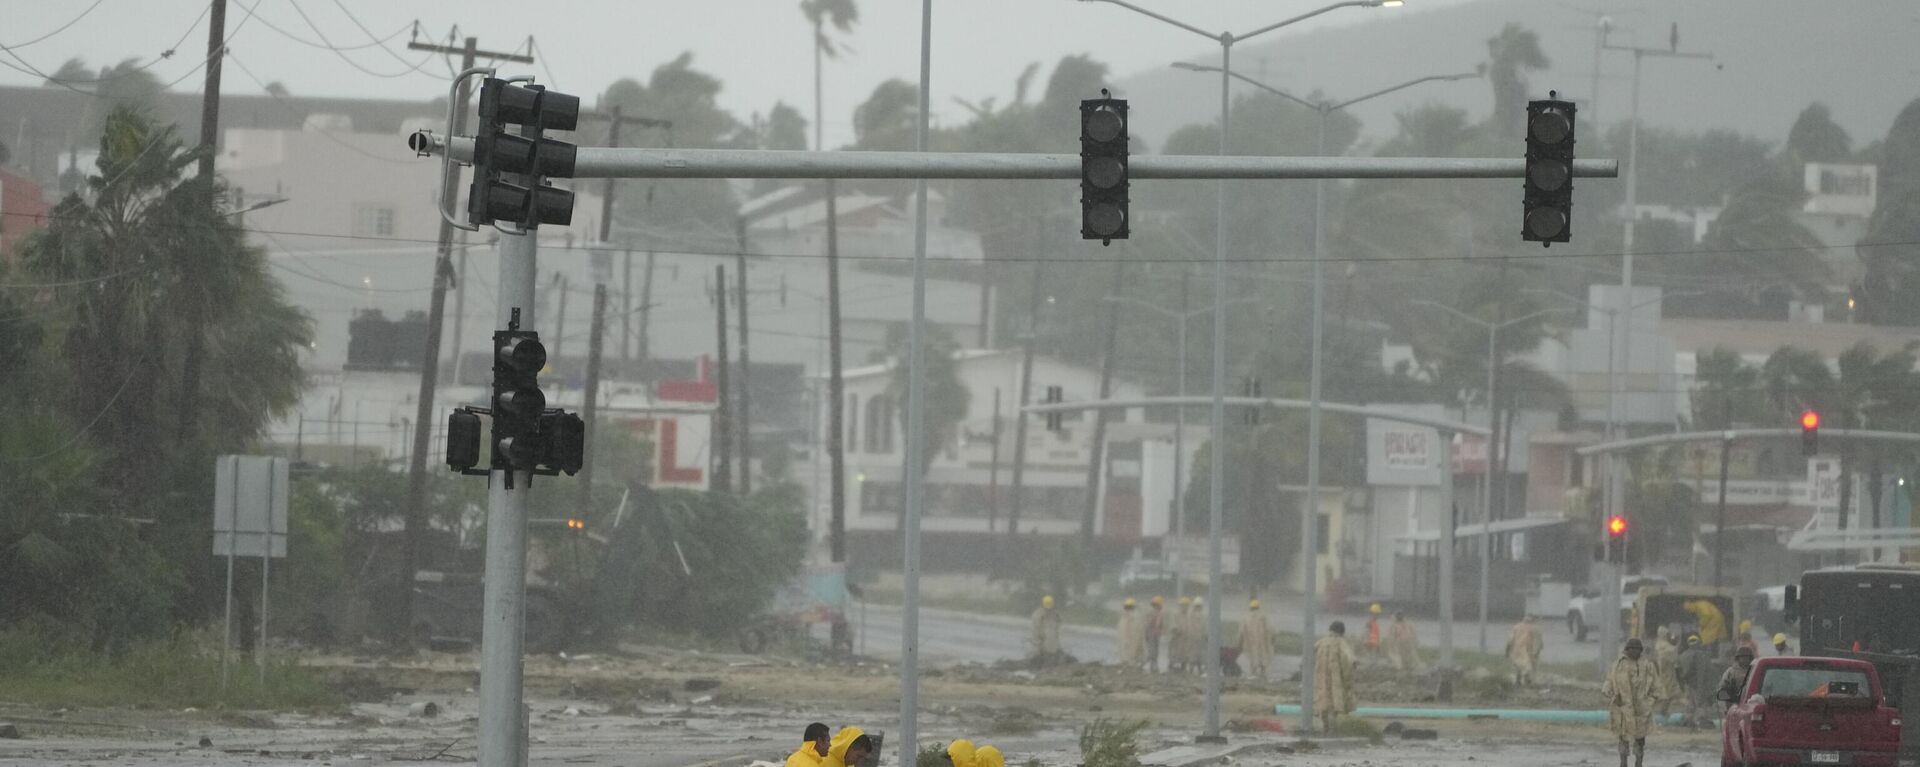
353 203 396 237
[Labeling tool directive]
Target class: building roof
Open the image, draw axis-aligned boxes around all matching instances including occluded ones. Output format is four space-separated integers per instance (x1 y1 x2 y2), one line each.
1665 318 1920 361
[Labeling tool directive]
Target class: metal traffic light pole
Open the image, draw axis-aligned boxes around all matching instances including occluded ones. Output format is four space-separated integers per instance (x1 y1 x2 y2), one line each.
409 116 1615 762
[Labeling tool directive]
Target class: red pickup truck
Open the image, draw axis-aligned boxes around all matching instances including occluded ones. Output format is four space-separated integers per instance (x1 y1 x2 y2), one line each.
1722 656 1901 767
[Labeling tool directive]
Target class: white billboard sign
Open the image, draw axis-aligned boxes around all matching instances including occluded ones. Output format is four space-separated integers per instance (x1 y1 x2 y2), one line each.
1365 406 1447 487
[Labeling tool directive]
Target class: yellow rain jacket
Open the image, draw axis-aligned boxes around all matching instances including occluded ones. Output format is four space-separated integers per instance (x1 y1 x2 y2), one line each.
821 727 866 767
975 746 1005 767
1684 600 1727 647
947 740 977 767
786 740 827 767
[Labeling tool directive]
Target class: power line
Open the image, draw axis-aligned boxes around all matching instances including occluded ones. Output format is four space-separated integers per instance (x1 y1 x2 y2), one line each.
275 0 440 80
2 0 109 49
241 6 412 52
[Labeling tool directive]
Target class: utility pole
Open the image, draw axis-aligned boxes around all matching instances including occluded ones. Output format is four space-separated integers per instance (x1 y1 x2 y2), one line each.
1006 216 1047 553
713 265 734 494
825 183 849 649
735 219 754 494
1080 261 1125 575
175 0 230 447
577 282 607 517
399 36 531 643
196 0 227 183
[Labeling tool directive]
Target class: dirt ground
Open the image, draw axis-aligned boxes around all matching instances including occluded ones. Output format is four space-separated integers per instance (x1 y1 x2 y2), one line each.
0 644 1723 767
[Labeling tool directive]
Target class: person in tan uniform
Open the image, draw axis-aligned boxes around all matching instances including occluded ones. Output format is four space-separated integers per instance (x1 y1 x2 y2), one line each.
1385 611 1423 673
1603 638 1659 767
1237 599 1273 680
1312 621 1359 732
1115 598 1145 668
1166 597 1192 673
1505 615 1544 686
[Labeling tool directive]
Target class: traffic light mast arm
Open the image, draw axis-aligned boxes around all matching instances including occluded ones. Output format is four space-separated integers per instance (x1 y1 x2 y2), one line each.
411 133 1619 181
1577 427 1920 456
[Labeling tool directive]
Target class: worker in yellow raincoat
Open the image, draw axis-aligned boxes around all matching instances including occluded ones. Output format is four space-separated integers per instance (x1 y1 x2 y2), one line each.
946 739 976 767
1030 596 1062 667
785 723 832 767
820 727 874 767
1115 598 1145 668
975 746 1004 767
1682 599 1726 648
1312 621 1358 732
1237 599 1273 680
1185 597 1209 673
1603 639 1659 767
1167 597 1192 673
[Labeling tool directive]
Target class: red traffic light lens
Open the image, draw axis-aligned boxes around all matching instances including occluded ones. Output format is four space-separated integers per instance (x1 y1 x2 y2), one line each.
1801 410 1821 430
1607 516 1628 536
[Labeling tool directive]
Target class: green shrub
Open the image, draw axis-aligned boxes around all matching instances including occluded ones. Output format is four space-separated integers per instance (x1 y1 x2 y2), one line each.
0 627 343 710
1079 718 1149 767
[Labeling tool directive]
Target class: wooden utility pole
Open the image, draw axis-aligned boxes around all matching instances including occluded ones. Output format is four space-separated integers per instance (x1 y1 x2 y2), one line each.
1006 216 1047 548
399 36 533 643
713 265 734 493
577 283 608 517
196 0 228 182
735 218 754 494
826 184 847 557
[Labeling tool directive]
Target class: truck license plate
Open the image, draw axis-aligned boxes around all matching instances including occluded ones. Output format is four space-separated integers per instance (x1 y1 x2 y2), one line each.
1810 752 1840 764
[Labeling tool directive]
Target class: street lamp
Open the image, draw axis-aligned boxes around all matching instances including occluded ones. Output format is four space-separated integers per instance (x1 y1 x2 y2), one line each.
1168 66 1474 720
1078 0 1399 740
1413 300 1568 657
1103 290 1260 605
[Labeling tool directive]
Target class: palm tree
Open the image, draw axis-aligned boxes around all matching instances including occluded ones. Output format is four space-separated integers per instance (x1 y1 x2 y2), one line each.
1484 24 1548 140
1690 347 1769 429
1763 343 1920 535
800 0 859 152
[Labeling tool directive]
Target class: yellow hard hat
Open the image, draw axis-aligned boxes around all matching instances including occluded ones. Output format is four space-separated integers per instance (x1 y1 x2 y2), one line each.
1370 603 1382 615
1773 633 1789 645
1178 597 1191 606
1193 597 1205 606
1042 595 1055 609
1151 596 1165 606
1249 599 1261 610
1123 597 1137 608
1739 619 1752 633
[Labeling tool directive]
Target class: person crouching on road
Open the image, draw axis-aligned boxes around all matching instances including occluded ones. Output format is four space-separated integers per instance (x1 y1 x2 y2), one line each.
786 723 832 767
945 739 976 767
1604 638 1659 767
1312 621 1359 733
974 745 1004 767
820 728 873 767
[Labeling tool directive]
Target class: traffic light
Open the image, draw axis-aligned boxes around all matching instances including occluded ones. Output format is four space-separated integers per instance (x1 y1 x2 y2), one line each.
1801 409 1821 457
1604 514 1628 564
541 411 586 475
1522 95 1576 246
469 77 581 229
446 409 482 472
492 328 548 472
1044 385 1065 431
1080 90 1129 245
565 518 586 533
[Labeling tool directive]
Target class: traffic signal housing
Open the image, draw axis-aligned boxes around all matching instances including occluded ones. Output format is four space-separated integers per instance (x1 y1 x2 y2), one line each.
1603 514 1628 564
446 410 482 472
1523 96 1576 246
492 329 548 472
1801 409 1821 457
1080 91 1129 245
469 77 581 229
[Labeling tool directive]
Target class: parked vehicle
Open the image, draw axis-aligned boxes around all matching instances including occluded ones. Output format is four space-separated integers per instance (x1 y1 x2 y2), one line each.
1567 575 1668 642
1721 656 1900 767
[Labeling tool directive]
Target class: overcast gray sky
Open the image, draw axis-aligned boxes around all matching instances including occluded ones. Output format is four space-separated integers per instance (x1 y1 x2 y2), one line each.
1 0 1472 148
